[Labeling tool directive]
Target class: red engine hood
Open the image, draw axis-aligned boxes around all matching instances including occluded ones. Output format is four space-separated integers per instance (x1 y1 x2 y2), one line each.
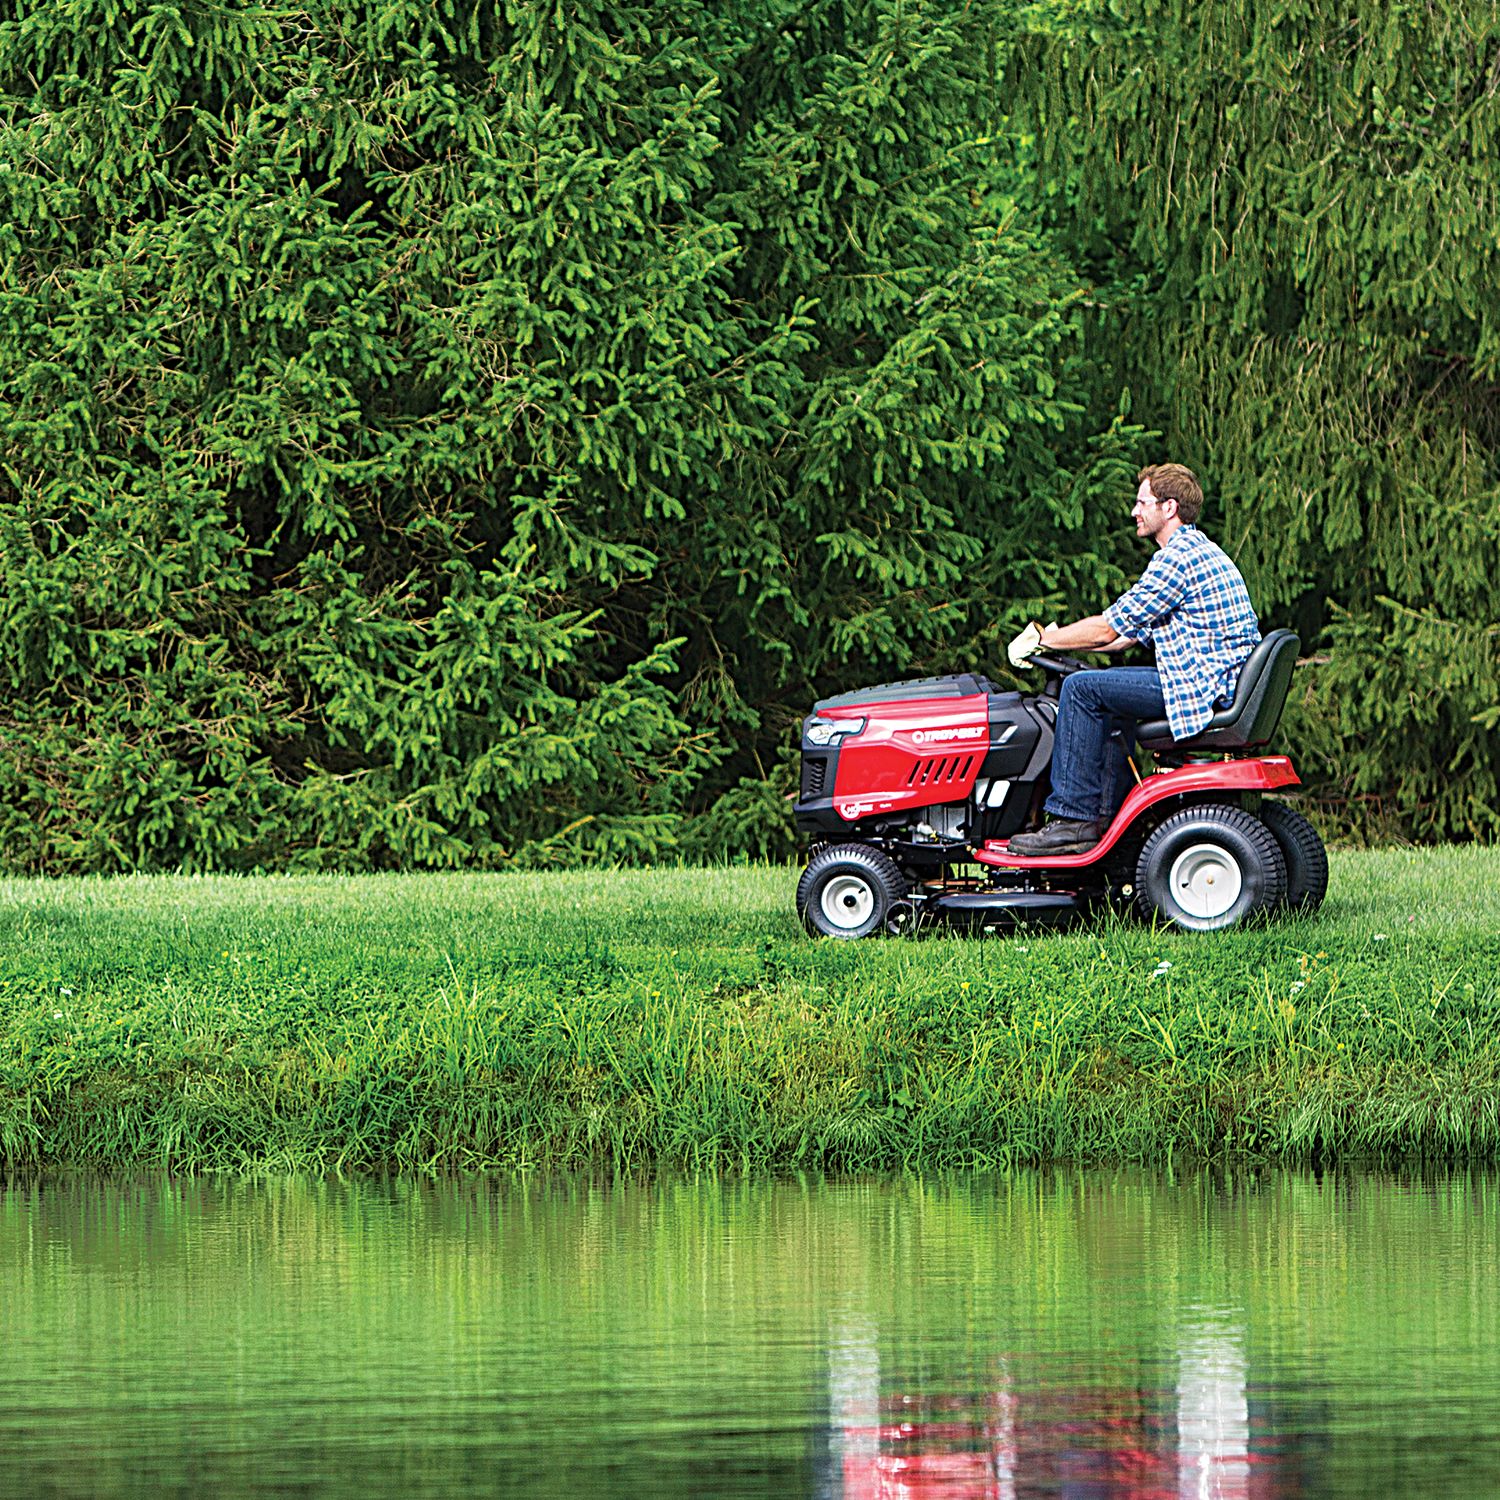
826 691 990 821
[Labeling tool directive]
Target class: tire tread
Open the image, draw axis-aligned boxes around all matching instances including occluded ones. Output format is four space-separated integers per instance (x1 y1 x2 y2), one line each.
1134 804 1287 931
797 844 908 939
1260 801 1329 913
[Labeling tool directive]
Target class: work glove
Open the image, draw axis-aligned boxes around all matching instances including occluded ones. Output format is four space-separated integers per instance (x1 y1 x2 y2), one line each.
1007 621 1043 668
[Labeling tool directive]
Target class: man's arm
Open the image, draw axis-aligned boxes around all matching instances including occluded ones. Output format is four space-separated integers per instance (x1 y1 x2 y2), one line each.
1038 615 1121 652
1104 549 1185 647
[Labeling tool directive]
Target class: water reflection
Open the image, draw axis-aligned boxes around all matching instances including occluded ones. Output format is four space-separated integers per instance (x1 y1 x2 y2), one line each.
2 1170 1496 1498
832 1316 1286 1498
834 1320 1302 1494
1176 1315 1250 1500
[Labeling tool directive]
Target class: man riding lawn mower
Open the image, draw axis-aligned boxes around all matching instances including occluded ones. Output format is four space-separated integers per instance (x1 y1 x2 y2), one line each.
793 464 1329 937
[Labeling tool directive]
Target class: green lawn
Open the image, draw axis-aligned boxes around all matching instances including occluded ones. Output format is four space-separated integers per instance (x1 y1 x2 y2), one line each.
2 849 1498 1172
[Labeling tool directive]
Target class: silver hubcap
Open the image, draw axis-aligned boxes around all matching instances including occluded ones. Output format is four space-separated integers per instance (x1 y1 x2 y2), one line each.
821 874 876 931
1167 842 1244 920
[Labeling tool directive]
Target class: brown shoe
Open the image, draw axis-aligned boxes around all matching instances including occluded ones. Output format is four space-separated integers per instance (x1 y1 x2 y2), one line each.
1006 817 1105 856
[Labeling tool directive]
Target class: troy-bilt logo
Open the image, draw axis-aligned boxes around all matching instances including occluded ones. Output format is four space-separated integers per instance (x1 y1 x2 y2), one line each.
911 725 985 745
839 799 894 819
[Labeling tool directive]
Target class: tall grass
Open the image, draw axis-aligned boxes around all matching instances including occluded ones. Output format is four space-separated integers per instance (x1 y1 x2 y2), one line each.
2 849 1498 1172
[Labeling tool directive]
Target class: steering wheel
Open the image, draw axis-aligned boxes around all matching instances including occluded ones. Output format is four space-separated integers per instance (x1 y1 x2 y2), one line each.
1031 651 1090 678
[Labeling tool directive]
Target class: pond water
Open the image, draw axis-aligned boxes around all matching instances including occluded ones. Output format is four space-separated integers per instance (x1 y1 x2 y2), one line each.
4 1170 1499 1497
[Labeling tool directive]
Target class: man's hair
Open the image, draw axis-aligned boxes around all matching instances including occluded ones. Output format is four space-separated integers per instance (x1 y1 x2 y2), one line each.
1138 463 1204 524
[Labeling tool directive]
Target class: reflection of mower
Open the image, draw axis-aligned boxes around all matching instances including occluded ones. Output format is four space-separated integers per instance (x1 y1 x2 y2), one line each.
794 631 1327 937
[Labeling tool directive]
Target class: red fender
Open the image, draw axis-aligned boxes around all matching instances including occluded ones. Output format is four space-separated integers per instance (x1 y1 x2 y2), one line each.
976 756 1300 869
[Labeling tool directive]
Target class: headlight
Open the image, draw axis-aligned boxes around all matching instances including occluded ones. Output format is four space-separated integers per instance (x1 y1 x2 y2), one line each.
805 716 866 746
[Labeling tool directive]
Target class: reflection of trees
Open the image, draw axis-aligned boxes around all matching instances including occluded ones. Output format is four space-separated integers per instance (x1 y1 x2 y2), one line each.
3 1168 1491 1496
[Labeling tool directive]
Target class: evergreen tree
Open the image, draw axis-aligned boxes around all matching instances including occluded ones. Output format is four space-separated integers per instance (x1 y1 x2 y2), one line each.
661 0 1150 857
1004 0 1500 839
0 2 771 868
0 0 1131 870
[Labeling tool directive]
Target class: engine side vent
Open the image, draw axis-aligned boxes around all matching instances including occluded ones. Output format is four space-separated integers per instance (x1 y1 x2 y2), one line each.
906 754 978 788
800 757 827 800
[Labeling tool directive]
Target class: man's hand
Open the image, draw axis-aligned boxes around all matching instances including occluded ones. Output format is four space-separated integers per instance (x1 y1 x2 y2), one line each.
1007 621 1043 668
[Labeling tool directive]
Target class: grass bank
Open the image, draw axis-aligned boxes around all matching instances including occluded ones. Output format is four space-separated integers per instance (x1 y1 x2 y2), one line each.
2 850 1498 1172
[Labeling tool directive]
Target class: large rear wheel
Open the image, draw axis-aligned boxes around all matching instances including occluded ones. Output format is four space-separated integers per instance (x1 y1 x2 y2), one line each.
797 844 908 939
1259 801 1329 914
1135 805 1287 932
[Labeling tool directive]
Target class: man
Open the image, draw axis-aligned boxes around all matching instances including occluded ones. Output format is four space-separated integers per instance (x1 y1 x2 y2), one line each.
1006 463 1261 856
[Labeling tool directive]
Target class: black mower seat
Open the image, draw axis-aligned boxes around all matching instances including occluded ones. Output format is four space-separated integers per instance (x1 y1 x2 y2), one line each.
1135 628 1300 753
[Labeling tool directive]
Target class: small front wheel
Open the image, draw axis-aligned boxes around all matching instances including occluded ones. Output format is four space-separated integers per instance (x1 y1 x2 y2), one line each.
797 844 908 939
1135 805 1287 931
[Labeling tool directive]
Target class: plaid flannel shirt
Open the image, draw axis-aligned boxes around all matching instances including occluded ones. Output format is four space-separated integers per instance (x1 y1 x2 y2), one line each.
1104 526 1261 740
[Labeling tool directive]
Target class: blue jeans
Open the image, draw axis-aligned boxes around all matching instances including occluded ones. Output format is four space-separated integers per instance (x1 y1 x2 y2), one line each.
1044 668 1167 823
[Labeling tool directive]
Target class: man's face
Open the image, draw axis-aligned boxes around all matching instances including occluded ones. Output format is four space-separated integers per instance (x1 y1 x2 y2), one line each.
1132 478 1176 540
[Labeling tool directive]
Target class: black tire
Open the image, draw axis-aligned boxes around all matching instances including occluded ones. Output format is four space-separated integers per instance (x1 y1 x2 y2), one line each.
797 844 908 939
1134 804 1287 932
1260 801 1329 914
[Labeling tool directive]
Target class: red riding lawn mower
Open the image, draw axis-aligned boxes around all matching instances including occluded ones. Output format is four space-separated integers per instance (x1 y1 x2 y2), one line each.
793 630 1328 937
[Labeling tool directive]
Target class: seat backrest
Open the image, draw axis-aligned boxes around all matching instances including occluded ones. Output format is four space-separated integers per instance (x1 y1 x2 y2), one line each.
1135 628 1300 751
1227 628 1300 746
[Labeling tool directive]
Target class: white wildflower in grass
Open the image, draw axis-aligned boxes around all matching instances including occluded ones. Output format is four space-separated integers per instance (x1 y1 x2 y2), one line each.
1373 933 1389 942
52 1010 62 1019
1290 981 1306 994
1151 961 1173 978
60 987 73 996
